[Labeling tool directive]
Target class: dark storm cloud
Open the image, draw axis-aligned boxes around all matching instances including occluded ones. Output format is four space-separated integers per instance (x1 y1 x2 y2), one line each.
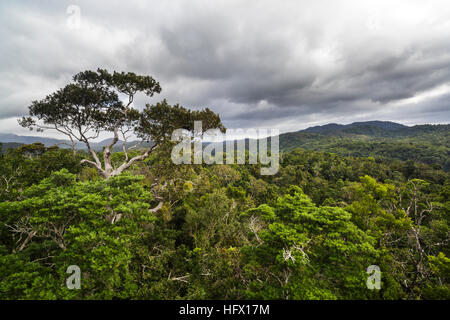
0 0 449 136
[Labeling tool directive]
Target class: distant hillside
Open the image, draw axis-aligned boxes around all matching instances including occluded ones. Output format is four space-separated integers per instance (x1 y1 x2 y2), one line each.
0 133 131 151
279 121 450 171
2 121 449 170
304 121 407 133
301 121 449 139
0 133 68 147
202 121 449 171
281 122 450 146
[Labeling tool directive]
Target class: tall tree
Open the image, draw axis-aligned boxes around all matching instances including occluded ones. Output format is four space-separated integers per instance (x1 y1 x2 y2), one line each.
19 69 224 179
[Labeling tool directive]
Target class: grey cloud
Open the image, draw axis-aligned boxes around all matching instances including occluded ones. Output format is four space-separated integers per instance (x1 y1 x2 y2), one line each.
0 0 449 136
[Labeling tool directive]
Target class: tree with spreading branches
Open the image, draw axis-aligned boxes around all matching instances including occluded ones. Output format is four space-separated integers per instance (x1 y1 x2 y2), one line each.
19 69 224 179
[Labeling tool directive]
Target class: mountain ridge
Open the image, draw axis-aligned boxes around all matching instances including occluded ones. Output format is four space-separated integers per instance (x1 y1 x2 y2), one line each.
0 133 125 150
303 120 407 133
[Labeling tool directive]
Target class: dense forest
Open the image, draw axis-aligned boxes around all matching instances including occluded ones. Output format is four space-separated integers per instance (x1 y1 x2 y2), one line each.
0 70 448 300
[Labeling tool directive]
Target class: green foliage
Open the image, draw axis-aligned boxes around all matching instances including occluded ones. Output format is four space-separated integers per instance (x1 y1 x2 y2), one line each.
241 186 379 299
0 169 157 299
0 125 448 300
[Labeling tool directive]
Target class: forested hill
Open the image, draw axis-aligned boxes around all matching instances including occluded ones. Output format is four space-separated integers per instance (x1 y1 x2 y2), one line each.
2 121 449 170
279 122 450 171
303 120 408 133
287 121 449 139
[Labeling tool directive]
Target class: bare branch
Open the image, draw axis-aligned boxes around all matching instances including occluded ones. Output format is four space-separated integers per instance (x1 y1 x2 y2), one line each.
149 201 163 213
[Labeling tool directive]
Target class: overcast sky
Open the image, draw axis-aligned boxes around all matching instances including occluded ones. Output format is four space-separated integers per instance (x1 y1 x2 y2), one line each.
1 0 450 139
